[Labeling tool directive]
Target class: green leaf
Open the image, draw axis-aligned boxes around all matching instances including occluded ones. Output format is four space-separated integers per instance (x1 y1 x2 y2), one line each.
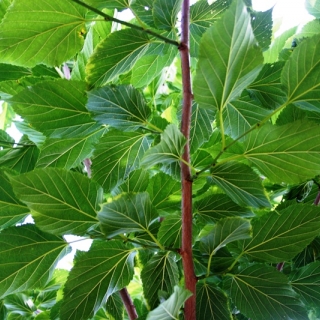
194 194 253 224
86 29 150 87
36 129 104 169
0 168 29 230
0 0 86 67
290 261 320 307
0 64 31 82
241 204 320 262
227 264 308 320
0 0 11 23
142 124 186 168
209 162 270 208
146 286 192 320
84 0 128 11
105 292 124 320
60 240 135 320
153 0 182 31
0 224 69 299
196 280 232 320
92 130 150 192
10 168 103 236
98 192 158 238
297 19 320 40
141 252 179 309
130 0 156 28
306 0 320 18
189 0 231 57
10 79 98 138
282 35 320 105
241 121 320 184
194 0 263 110
87 85 151 131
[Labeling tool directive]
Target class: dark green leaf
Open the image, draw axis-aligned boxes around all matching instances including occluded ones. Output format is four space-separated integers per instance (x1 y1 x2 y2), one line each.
60 241 135 320
209 162 270 208
10 168 103 236
141 252 179 309
0 225 69 299
0 64 31 81
242 204 320 262
194 0 263 110
105 292 124 320
153 0 182 31
228 264 308 320
0 0 86 67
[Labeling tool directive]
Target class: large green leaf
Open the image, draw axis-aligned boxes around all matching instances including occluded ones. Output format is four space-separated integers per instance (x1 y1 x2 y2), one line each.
141 124 186 168
282 34 320 105
86 29 150 87
193 0 263 110
0 0 86 67
0 224 69 299
0 169 29 230
141 252 179 309
227 264 308 320
196 280 232 320
10 79 98 138
92 130 150 192
98 192 158 238
290 261 320 307
251 8 272 51
153 0 182 31
87 85 151 131
241 204 320 262
209 162 270 208
146 286 192 320
306 0 320 18
241 121 320 184
60 240 135 320
10 168 103 236
194 194 253 224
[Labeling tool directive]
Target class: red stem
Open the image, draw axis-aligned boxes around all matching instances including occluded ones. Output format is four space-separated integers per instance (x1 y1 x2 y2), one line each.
179 1 197 319
314 188 320 205
119 288 138 320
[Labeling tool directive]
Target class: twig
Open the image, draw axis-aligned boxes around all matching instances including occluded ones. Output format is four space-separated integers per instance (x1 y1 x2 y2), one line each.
119 288 138 320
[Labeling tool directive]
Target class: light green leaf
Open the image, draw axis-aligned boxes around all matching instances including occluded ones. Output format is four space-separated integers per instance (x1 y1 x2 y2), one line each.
146 286 192 320
36 129 104 169
153 0 182 31
86 29 150 87
242 204 320 262
196 280 232 320
189 0 231 57
10 79 98 138
157 214 182 248
98 192 158 238
130 0 156 28
84 0 129 11
141 252 179 309
194 194 253 224
290 261 320 306
0 224 69 299
0 0 86 67
209 162 270 208
0 0 11 23
241 121 320 184
297 19 320 40
60 241 135 320
282 34 320 104
193 0 263 110
306 0 320 18
87 85 151 131
14 121 46 147
0 168 29 230
228 264 308 320
92 130 150 192
142 124 186 168
10 168 103 236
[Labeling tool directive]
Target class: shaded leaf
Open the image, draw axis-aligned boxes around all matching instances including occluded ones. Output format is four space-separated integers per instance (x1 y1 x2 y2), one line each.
153 0 182 31
130 0 156 28
60 241 135 320
0 64 31 82
10 168 103 236
105 292 124 320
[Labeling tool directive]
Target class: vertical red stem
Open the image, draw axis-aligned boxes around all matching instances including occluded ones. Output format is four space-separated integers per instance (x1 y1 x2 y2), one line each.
119 288 138 320
179 1 197 319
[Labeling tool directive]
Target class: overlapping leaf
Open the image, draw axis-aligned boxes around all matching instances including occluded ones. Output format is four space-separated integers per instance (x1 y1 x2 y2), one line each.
87 85 151 131
193 0 263 110
241 204 320 262
0 0 86 67
10 168 103 236
141 252 179 309
0 64 31 82
241 121 320 184
153 0 182 30
60 241 135 320
92 130 150 192
86 29 150 87
98 192 158 238
0 225 69 299
228 264 308 320
209 162 270 208
105 292 124 320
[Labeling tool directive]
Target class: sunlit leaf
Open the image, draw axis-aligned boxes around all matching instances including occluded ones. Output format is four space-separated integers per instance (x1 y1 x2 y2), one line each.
84 0 129 11
305 0 320 18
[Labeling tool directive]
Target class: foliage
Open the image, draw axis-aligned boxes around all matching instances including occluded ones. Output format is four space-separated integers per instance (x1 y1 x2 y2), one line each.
0 0 320 319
